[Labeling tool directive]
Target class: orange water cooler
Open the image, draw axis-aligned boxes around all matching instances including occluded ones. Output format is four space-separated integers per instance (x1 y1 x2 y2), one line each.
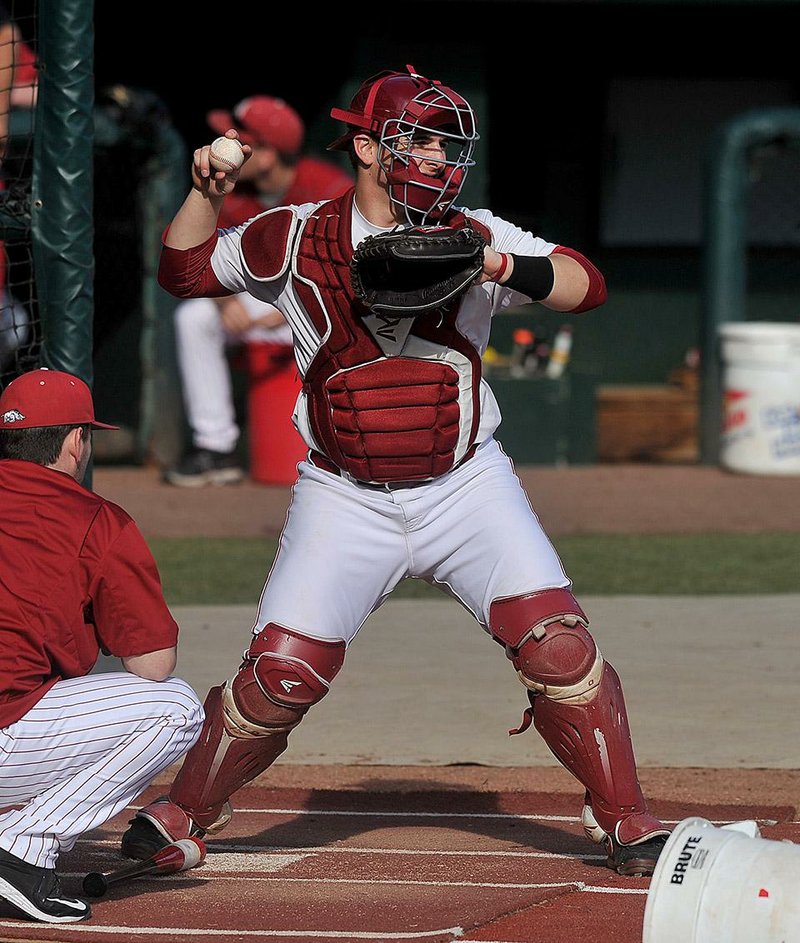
245 341 307 485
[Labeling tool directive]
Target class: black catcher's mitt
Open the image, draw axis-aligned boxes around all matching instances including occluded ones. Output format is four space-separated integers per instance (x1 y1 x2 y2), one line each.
350 225 487 316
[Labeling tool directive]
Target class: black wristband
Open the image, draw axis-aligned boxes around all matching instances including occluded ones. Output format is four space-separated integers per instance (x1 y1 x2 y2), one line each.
504 254 555 301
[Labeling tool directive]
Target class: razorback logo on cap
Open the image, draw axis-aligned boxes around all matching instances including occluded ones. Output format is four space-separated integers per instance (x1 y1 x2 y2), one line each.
0 368 119 430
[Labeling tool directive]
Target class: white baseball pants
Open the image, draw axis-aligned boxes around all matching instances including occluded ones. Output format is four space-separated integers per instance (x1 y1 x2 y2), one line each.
0 673 204 868
174 294 292 453
256 437 572 644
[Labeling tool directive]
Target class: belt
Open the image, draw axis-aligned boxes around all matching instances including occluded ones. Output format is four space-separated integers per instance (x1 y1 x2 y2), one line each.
309 444 478 490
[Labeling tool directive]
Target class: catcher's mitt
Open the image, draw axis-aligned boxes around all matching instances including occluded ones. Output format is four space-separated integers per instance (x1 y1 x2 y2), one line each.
350 225 487 316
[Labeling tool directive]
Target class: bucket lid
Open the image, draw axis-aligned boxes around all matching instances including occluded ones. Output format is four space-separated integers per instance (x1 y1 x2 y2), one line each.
718 321 800 342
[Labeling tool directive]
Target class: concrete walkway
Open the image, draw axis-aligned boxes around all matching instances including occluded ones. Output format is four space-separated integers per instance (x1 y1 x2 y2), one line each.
95 595 800 770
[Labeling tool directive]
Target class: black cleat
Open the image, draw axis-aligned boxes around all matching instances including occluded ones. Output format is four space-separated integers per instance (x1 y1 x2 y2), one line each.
164 448 244 487
0 847 90 923
120 815 176 861
120 796 231 861
604 831 669 877
120 796 205 861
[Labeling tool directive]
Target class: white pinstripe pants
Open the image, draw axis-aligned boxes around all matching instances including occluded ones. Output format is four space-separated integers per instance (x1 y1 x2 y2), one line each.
0 673 204 868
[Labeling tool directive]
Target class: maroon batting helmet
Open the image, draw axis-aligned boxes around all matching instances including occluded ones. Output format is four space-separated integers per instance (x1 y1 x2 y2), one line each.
328 64 479 225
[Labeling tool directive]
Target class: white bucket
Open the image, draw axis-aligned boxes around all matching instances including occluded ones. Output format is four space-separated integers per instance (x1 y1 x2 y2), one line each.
718 321 800 475
642 816 800 943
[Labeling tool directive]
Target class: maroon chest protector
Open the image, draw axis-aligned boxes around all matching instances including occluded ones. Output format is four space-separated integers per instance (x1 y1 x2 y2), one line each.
291 192 486 484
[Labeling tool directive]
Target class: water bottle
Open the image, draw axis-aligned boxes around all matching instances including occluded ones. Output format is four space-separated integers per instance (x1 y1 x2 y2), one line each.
545 325 573 378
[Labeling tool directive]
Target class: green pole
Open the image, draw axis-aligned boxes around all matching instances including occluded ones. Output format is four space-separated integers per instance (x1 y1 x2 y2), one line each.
30 0 95 381
30 0 95 484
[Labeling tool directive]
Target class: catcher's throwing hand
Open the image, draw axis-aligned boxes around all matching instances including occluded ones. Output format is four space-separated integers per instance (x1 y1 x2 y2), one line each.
350 225 487 316
191 131 251 200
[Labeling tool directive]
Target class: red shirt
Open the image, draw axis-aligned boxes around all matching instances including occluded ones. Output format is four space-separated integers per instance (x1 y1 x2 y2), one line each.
219 155 352 230
0 460 178 728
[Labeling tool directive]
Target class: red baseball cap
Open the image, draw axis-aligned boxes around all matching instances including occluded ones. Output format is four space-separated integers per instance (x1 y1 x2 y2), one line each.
207 96 305 154
0 368 119 430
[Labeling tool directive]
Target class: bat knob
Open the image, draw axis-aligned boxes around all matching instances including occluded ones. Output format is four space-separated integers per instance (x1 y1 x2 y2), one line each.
82 871 109 898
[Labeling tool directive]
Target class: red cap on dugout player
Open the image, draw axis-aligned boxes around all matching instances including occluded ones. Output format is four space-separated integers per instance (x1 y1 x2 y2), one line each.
207 96 305 154
0 368 119 430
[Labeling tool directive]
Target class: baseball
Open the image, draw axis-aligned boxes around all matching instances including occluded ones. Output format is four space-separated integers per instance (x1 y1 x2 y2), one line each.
208 136 245 174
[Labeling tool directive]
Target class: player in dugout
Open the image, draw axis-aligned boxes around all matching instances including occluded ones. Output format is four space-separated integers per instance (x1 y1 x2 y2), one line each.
0 368 204 924
120 64 671 877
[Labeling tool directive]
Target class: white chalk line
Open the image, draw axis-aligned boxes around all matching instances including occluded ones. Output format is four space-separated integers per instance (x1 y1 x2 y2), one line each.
121 806 792 826
63 867 648 892
0 924 467 939
80 840 605 862
121 805 582 822
169 876 648 892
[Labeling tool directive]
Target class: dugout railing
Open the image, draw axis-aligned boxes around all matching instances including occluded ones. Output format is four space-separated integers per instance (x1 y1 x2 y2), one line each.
700 108 800 464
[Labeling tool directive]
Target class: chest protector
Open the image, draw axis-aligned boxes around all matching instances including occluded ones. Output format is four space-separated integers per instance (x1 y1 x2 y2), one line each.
289 191 487 484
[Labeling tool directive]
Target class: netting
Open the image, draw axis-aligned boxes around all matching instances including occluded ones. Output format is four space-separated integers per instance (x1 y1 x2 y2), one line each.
0 0 38 388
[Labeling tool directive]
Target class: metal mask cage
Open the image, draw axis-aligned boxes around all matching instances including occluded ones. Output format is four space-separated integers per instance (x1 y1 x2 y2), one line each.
379 86 479 224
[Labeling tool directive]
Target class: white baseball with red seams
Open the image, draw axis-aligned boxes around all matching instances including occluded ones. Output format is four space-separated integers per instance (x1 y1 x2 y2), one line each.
209 136 244 173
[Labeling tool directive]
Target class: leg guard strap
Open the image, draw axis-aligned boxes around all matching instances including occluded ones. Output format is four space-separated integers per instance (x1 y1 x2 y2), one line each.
581 802 669 847
490 588 589 649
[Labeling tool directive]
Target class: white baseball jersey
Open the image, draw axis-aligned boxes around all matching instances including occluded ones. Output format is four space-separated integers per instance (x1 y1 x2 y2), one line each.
209 199 557 458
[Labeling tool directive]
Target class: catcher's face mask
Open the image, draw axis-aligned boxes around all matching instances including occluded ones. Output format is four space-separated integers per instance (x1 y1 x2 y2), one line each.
329 64 479 225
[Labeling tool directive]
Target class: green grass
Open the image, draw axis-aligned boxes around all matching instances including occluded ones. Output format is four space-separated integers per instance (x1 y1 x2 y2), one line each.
150 533 800 605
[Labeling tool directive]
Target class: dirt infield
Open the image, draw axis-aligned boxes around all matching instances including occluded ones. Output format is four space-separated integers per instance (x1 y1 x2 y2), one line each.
0 769 798 942
91 460 800 539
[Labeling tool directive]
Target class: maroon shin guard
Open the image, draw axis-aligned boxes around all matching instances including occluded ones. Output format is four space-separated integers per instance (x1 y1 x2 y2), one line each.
532 662 647 833
169 685 293 829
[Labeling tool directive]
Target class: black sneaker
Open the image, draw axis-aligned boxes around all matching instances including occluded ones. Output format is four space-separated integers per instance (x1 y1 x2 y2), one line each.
164 448 244 487
120 796 230 861
121 815 182 860
604 831 669 877
0 847 90 923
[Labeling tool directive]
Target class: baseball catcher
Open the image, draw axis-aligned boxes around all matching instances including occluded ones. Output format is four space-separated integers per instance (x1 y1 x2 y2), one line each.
119 64 670 880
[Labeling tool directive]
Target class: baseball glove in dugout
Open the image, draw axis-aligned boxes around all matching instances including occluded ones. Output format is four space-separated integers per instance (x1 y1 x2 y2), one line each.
350 225 487 316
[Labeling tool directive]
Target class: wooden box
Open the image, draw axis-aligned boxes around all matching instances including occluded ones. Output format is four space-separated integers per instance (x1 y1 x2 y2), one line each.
595 383 699 462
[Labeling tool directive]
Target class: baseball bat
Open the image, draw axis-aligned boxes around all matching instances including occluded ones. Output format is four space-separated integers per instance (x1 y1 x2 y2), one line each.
82 836 207 898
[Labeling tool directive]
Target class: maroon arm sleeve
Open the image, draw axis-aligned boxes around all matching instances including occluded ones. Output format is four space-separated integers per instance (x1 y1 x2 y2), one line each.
157 226 231 298
89 512 179 658
552 246 608 313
